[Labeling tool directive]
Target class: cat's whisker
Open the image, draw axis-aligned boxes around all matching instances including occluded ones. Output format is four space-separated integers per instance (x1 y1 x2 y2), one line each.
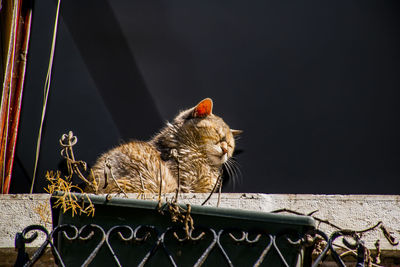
224 161 236 189
224 169 232 190
224 157 242 190
224 161 233 177
230 160 240 188
223 161 234 188
229 158 242 178
233 162 243 187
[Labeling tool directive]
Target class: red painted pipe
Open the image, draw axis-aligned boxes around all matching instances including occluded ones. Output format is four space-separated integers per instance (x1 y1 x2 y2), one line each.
0 0 33 193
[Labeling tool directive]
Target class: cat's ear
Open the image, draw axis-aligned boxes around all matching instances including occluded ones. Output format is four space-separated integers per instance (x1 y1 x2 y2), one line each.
192 98 213 118
231 129 243 137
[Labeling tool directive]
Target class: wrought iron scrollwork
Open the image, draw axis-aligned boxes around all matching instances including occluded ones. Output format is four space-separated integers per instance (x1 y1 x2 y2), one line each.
14 223 386 266
309 229 368 267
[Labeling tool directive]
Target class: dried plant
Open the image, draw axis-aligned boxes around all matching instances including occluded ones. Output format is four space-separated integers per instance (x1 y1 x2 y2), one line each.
45 171 95 217
41 131 100 217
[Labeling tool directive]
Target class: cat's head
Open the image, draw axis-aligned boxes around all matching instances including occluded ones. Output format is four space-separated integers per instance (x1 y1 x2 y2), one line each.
173 98 242 166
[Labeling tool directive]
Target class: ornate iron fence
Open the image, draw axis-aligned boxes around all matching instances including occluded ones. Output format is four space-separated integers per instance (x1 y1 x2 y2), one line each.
14 223 370 267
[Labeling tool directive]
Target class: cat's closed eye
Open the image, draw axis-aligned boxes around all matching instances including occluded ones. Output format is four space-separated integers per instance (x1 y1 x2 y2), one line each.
215 138 225 145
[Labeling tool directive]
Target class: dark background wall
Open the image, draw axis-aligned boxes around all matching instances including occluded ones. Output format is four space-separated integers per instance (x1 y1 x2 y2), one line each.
11 0 400 194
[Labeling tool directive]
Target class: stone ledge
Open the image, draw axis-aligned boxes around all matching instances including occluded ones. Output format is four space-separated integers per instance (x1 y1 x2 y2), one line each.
1 193 399 260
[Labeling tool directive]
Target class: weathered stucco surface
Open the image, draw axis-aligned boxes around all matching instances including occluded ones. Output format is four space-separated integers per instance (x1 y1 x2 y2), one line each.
1 193 399 258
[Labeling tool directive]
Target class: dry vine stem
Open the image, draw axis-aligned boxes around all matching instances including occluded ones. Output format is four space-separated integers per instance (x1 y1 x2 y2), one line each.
272 208 397 266
60 131 91 186
156 150 196 239
201 173 222 206
44 132 97 217
103 157 128 198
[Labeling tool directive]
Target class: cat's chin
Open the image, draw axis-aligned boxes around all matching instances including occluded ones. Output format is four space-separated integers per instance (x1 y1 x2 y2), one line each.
208 153 228 166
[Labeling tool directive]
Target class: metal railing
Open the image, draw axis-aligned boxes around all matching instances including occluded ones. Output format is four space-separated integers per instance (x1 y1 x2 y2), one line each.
14 223 371 267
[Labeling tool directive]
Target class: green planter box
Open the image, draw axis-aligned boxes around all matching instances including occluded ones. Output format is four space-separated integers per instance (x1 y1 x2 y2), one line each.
51 192 315 266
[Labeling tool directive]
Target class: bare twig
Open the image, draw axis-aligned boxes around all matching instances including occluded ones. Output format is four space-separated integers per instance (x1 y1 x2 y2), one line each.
374 240 381 264
217 175 222 207
104 159 127 198
272 208 342 230
380 225 399 246
59 131 92 185
201 173 222 206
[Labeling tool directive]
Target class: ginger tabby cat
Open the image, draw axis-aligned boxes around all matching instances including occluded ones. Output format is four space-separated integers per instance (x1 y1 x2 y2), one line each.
86 98 241 194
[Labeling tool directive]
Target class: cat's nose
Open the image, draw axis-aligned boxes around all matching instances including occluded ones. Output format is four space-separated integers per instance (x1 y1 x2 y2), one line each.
221 145 228 154
220 141 228 155
221 146 228 154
